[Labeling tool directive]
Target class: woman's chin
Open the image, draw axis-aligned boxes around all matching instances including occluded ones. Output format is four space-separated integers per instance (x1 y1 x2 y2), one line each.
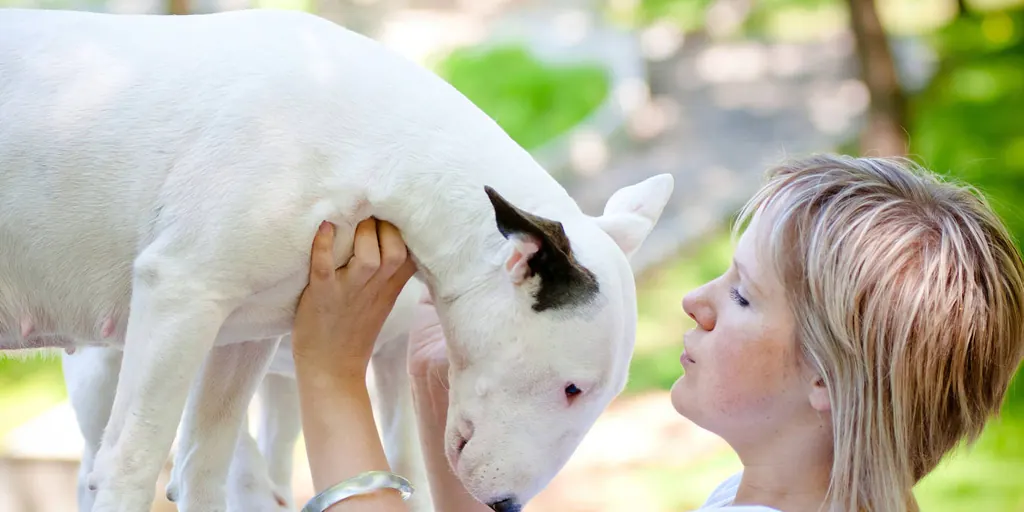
669 374 691 416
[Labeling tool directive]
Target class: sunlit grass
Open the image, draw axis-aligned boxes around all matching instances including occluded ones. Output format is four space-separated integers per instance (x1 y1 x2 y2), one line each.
914 416 1024 510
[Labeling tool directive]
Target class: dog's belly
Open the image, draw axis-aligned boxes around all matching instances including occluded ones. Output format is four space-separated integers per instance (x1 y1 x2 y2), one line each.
0 181 148 349
0 211 349 351
216 272 311 345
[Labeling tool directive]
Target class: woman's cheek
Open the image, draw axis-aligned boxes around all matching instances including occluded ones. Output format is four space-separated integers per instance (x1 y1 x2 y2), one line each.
707 338 774 416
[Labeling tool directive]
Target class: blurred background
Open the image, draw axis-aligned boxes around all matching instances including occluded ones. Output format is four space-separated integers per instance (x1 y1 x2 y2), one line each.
1 0 1022 510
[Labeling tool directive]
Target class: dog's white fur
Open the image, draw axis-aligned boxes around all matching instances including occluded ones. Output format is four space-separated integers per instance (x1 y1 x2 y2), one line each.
63 280 434 511
0 8 672 511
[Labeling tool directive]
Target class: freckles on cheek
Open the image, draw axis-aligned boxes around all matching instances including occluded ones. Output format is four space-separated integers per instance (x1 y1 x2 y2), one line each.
707 341 786 417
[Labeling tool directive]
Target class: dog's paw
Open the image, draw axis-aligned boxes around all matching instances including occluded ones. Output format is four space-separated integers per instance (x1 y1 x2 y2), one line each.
227 473 292 511
164 473 181 502
165 479 228 512
90 487 154 512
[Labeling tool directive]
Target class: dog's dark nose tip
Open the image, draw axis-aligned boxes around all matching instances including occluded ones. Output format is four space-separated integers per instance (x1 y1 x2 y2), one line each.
487 497 521 512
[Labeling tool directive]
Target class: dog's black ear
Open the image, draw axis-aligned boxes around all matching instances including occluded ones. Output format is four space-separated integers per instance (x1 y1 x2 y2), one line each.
484 186 599 312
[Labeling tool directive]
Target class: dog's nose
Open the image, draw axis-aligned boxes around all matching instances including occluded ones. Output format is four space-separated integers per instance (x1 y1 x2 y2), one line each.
487 497 521 512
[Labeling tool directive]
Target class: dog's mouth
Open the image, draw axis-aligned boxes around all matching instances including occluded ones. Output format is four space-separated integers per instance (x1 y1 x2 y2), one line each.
448 422 472 470
447 433 469 470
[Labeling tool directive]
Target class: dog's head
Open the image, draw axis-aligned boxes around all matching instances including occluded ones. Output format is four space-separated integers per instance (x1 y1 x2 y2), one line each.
433 174 673 509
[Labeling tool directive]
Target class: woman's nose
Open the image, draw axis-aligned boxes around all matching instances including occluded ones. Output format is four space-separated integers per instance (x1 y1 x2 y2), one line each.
682 287 715 331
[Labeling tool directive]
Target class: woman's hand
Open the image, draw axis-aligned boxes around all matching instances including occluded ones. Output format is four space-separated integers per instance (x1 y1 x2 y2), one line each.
406 288 450 382
405 289 493 511
292 217 417 382
291 217 418 510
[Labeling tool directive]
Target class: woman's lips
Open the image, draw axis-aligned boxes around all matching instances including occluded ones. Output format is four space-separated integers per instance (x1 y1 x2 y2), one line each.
681 349 695 366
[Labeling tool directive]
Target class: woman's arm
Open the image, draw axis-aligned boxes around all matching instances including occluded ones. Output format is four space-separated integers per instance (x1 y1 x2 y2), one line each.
291 218 417 511
411 371 493 511
295 368 405 510
405 293 494 512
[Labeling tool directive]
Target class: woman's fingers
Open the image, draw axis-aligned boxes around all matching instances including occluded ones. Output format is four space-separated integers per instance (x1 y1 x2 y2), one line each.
308 221 337 285
375 220 417 295
345 218 382 286
334 217 414 298
376 220 409 276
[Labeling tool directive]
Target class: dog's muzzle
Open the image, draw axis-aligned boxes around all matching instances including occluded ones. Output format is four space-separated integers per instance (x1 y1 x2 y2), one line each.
487 497 521 512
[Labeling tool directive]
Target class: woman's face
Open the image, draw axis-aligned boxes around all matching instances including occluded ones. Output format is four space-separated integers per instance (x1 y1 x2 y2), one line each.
671 211 820 447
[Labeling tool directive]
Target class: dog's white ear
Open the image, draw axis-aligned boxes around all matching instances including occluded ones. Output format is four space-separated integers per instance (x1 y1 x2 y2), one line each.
595 173 674 258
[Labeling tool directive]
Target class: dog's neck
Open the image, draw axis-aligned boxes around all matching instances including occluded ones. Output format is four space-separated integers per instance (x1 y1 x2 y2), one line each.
368 153 581 303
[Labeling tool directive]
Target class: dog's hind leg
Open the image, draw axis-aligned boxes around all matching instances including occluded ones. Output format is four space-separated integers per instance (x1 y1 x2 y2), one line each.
225 425 290 511
254 371 302 509
62 346 123 512
221 368 300 512
88 251 243 512
165 336 281 512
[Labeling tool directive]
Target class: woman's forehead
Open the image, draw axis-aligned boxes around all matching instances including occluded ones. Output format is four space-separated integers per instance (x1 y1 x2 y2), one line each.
735 210 786 292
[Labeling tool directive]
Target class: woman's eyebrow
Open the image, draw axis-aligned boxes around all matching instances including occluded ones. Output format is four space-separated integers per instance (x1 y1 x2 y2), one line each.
733 257 764 297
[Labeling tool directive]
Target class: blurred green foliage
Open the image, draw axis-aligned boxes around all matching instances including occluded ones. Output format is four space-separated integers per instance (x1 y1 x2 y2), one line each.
907 9 1024 508
434 44 611 151
909 7 1024 240
626 230 734 395
604 0 716 31
0 353 67 437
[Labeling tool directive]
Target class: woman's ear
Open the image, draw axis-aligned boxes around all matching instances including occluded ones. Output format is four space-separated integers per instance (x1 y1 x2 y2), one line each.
808 376 831 413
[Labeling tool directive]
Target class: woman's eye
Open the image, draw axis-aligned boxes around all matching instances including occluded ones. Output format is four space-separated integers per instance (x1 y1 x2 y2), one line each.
730 287 750 307
565 384 582 399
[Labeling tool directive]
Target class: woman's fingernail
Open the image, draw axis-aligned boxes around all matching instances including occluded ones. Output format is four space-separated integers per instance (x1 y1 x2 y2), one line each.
319 220 331 234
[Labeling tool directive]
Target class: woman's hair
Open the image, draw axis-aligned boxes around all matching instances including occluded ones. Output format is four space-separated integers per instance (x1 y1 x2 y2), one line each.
733 153 1024 512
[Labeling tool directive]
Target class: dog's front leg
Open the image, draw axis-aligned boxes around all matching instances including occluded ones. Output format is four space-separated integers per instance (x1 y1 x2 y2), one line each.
88 263 238 512
62 346 124 512
166 337 281 512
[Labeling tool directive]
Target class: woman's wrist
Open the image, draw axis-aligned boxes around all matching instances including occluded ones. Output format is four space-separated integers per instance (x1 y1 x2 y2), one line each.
293 345 368 386
295 368 408 510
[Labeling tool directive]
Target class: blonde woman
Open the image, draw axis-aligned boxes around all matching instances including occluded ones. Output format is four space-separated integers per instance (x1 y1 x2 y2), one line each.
290 154 1024 512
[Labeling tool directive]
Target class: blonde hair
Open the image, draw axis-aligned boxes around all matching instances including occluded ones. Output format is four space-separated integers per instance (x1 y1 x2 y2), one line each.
733 154 1024 511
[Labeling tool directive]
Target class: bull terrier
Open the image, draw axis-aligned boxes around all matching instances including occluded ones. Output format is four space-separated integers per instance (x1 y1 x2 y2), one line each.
1 8 673 512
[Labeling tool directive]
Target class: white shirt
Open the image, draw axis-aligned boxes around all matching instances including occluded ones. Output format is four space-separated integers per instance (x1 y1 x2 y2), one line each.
697 472 782 511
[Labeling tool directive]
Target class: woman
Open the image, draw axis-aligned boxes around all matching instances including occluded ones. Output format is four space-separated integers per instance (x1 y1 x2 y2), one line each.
290 154 1024 511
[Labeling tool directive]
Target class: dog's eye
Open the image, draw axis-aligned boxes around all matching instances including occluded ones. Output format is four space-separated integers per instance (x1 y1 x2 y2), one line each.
564 384 582 399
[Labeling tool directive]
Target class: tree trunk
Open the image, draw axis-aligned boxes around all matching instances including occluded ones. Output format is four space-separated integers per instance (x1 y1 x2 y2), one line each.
957 0 971 18
168 0 189 15
847 0 908 157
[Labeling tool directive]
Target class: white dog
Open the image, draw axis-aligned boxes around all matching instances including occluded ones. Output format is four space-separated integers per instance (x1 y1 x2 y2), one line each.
0 8 672 512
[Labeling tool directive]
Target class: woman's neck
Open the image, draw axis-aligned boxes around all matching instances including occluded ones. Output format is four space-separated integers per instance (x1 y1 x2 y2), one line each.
734 462 832 512
732 421 834 512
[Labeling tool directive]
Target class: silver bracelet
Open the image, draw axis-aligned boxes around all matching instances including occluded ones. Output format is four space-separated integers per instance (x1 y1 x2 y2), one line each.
301 470 415 512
